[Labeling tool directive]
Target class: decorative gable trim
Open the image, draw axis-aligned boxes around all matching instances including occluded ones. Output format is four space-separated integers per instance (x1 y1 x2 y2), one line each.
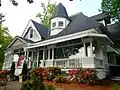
21 19 41 39
7 36 26 49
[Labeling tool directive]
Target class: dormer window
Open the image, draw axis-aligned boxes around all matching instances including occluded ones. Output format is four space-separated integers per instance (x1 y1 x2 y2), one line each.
59 21 63 27
30 28 33 38
52 22 56 28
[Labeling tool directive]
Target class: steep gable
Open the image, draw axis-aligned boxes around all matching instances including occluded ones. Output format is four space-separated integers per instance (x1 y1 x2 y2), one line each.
7 36 26 49
21 19 49 42
21 20 42 42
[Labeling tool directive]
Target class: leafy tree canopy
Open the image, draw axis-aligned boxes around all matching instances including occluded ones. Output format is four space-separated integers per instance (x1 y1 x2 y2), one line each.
0 24 13 68
101 0 120 22
36 0 56 28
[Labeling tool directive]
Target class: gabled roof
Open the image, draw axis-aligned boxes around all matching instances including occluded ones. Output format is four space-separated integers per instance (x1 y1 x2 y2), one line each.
7 36 34 49
31 20 49 39
56 12 102 36
51 3 70 20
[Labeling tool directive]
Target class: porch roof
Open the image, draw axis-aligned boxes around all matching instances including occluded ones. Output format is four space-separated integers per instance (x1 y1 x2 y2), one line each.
26 29 113 49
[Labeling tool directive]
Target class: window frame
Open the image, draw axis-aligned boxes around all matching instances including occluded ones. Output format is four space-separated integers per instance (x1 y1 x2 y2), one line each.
52 22 56 28
58 21 64 27
29 28 33 38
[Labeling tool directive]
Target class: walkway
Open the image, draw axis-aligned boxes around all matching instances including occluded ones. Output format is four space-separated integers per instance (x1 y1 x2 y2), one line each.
0 81 21 90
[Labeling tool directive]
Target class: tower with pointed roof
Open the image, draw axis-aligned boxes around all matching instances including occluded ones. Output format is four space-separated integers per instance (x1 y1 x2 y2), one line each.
50 3 70 36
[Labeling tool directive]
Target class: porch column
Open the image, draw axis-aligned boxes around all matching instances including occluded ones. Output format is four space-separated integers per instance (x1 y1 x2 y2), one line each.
26 50 29 67
90 42 93 56
31 51 34 68
52 48 55 66
48 49 50 60
24 49 27 59
52 48 54 59
37 51 39 67
43 50 45 67
83 43 86 56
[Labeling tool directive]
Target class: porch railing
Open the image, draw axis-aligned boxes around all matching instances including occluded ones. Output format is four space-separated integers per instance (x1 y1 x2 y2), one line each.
54 58 82 68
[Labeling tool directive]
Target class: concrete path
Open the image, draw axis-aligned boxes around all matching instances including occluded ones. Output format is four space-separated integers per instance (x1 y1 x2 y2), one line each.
0 81 21 90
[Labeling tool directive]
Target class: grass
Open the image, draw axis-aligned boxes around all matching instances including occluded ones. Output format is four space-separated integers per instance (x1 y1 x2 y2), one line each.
111 82 120 90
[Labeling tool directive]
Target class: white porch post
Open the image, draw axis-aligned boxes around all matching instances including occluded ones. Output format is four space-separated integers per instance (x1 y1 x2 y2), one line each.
31 51 34 68
52 48 55 66
48 49 50 60
52 48 54 59
26 50 29 68
90 42 93 56
43 49 45 67
24 49 27 59
83 43 86 56
37 51 39 67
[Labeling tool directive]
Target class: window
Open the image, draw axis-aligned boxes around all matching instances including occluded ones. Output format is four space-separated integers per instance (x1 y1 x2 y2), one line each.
52 22 56 27
30 29 33 38
59 21 63 27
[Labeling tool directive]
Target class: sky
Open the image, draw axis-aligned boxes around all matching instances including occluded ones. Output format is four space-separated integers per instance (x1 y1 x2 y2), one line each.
1 0 102 37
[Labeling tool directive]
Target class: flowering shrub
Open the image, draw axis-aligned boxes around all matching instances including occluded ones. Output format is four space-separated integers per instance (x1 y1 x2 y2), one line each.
54 75 67 83
67 68 98 85
78 68 98 85
45 67 61 81
31 67 46 81
0 70 8 86
67 69 79 82
0 70 8 79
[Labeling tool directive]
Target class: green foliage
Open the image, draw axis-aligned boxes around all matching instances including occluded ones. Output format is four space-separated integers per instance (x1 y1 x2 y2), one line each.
54 75 66 83
0 24 13 69
21 62 28 81
45 67 61 81
45 85 55 90
36 0 56 28
77 68 98 85
9 62 15 79
112 83 120 90
101 0 120 22
21 80 45 90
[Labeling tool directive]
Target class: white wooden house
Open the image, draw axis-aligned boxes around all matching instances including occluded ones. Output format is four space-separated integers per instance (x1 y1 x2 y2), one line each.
3 3 120 79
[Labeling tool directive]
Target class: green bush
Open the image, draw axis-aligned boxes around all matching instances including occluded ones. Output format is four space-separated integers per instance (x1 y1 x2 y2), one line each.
21 62 28 81
21 79 45 90
45 85 55 90
54 75 66 83
45 67 61 81
77 68 98 85
9 62 15 80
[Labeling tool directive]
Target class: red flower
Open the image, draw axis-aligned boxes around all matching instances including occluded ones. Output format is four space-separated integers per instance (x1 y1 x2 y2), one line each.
37 75 41 79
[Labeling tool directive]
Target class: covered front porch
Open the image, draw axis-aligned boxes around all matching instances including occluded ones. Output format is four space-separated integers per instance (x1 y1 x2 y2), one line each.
25 36 108 69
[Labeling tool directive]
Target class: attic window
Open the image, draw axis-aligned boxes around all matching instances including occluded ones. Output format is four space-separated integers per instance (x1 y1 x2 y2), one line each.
30 28 33 38
52 22 56 28
59 21 63 27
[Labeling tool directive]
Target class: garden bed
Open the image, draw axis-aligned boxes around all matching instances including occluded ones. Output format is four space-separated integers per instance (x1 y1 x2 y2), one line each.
44 81 112 90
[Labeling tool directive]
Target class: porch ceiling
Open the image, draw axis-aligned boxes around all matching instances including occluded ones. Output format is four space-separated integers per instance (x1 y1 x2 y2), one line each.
26 31 113 49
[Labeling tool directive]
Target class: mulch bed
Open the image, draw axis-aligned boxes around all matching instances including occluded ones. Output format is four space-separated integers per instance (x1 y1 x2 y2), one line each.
44 81 112 90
